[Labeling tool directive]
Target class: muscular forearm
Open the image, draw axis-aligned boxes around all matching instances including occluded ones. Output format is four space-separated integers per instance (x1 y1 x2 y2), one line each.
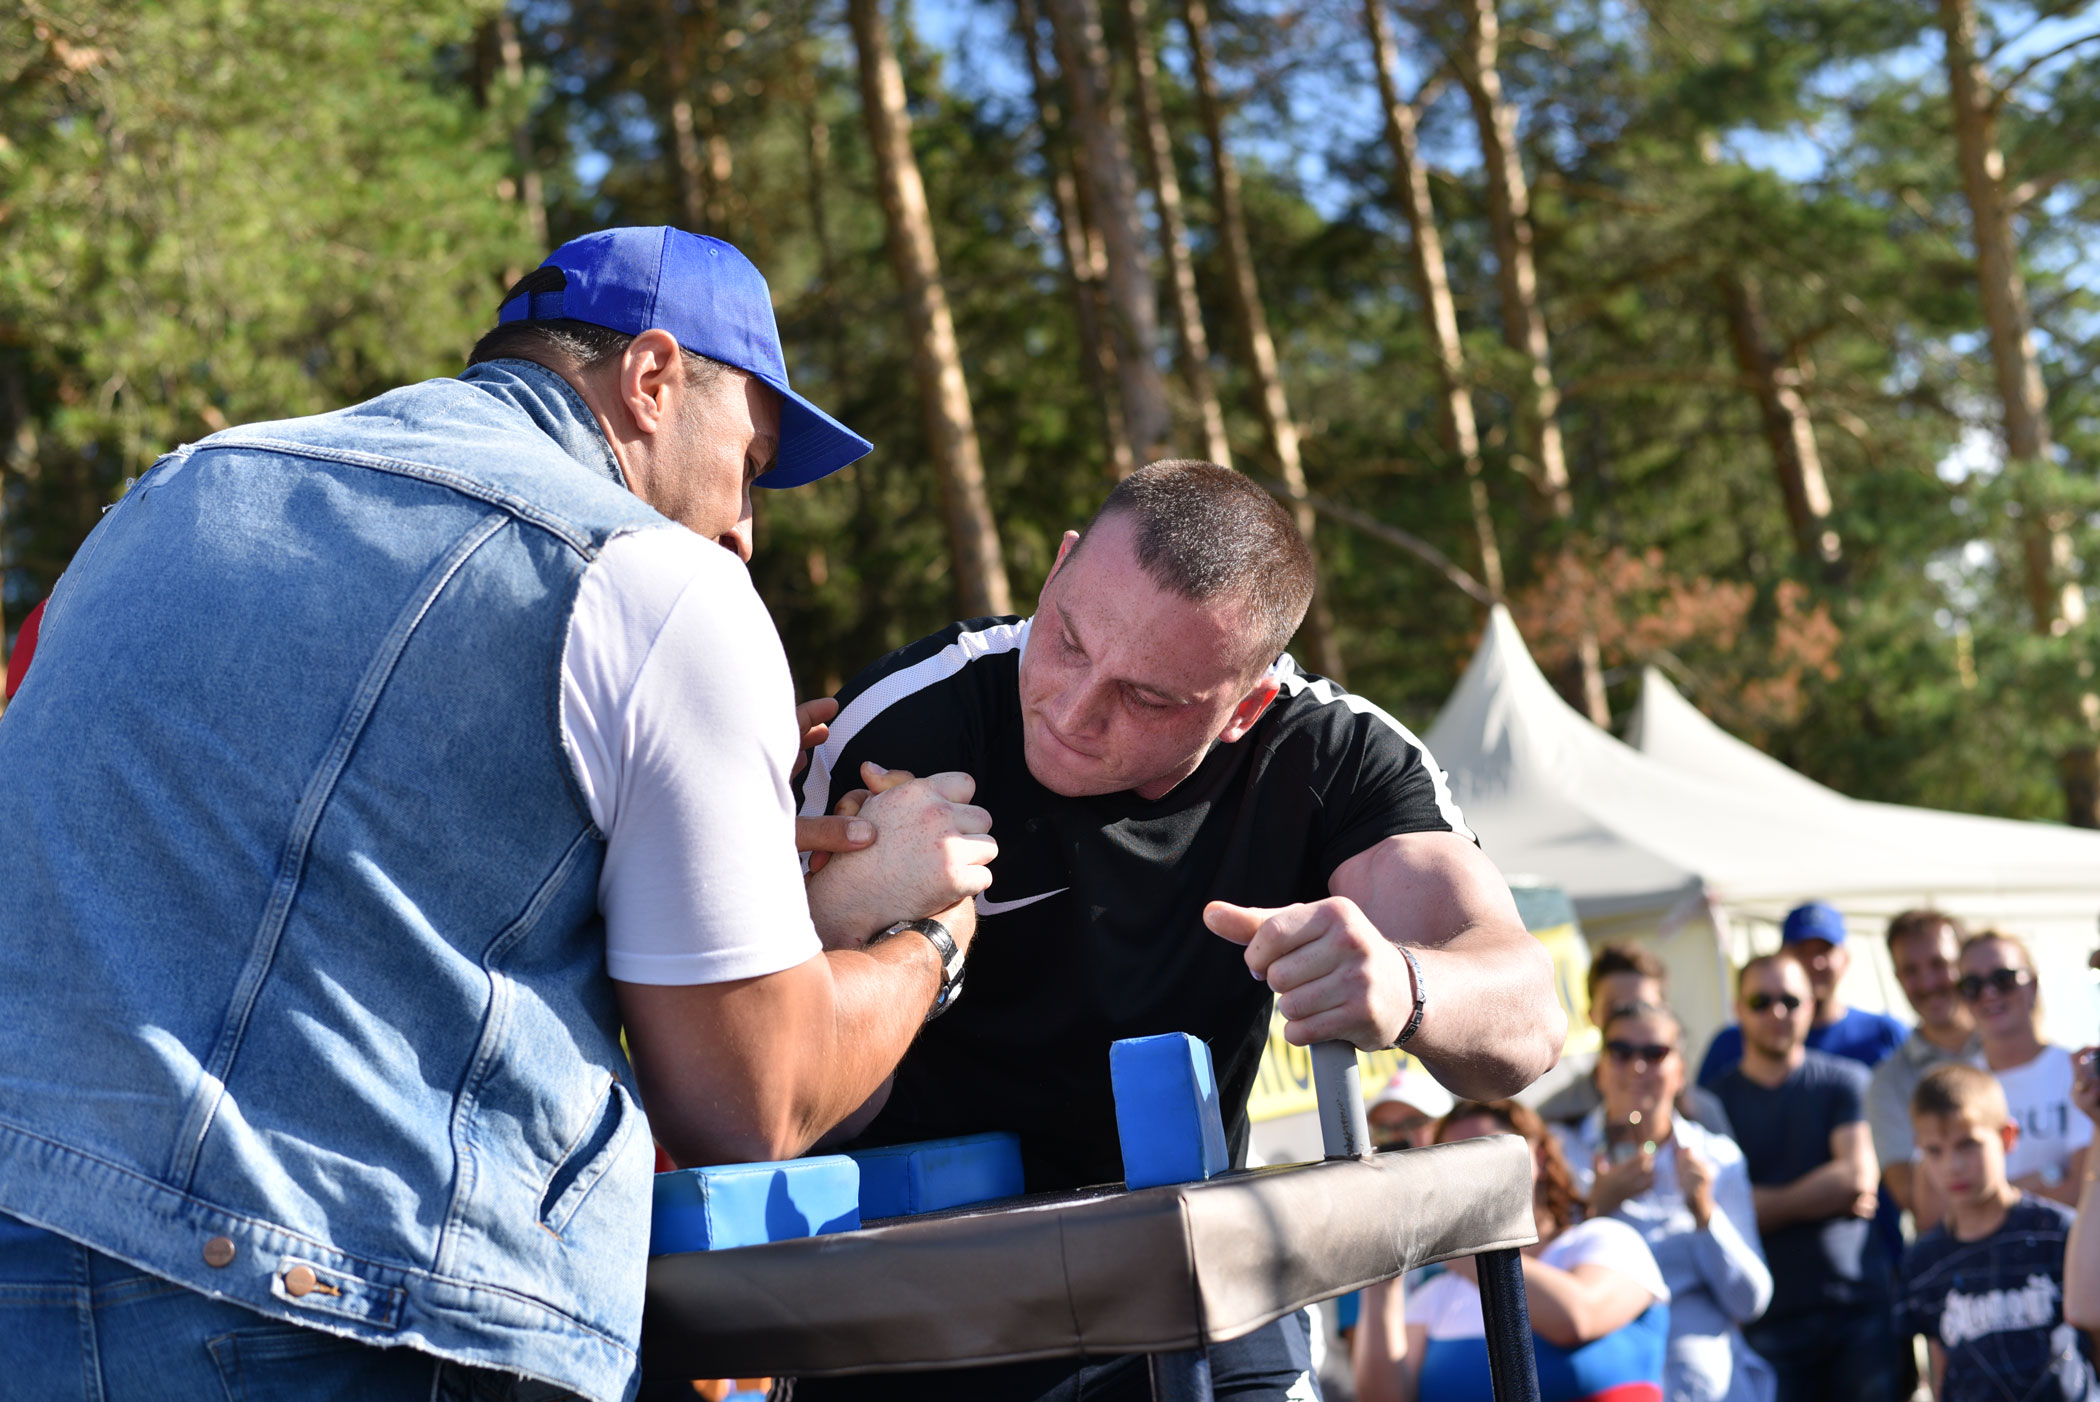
1406 927 1564 1099
622 933 942 1167
1754 1159 1866 1231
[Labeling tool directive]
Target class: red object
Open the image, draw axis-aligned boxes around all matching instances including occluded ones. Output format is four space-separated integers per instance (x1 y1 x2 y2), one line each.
4 597 44 700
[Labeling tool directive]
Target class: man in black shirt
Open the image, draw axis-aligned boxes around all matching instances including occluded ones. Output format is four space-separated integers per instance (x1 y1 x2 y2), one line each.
791 462 1564 1401
1709 953 1893 1402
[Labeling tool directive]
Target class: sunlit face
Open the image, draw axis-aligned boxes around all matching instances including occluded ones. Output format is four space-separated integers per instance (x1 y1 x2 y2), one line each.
1738 958 1813 1060
1786 937 1847 1003
1958 938 2038 1041
1892 923 1968 1035
1590 972 1663 1030
1597 1011 1682 1127
1016 515 1278 799
661 372 779 563
1914 1110 2014 1207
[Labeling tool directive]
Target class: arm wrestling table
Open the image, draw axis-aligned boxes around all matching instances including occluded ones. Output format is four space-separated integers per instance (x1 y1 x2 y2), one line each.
641 1044 1546 1402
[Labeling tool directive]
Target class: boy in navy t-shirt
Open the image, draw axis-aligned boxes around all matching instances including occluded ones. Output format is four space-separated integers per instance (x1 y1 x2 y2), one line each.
1901 1062 2097 1402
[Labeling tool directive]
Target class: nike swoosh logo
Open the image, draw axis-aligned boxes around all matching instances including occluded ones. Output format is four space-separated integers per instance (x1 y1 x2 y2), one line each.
974 887 1069 916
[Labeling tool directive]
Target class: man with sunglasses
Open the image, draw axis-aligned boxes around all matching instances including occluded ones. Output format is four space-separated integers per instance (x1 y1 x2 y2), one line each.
1958 930 2090 1205
1708 955 1891 1402
1696 902 1908 1088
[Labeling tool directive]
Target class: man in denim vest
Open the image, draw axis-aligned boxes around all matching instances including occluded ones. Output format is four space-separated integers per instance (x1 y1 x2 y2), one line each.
0 228 992 1401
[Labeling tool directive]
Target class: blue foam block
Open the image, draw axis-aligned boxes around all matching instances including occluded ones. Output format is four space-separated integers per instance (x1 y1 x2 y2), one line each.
845 1132 1026 1218
649 1156 861 1256
1110 1032 1231 1190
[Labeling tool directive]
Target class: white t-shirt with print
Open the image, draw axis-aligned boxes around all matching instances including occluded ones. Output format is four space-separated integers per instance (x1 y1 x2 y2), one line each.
1407 1217 1670 1340
1996 1045 2093 1183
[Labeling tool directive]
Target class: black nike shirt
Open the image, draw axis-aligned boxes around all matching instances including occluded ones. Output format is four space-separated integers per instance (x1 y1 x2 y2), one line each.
796 615 1471 1192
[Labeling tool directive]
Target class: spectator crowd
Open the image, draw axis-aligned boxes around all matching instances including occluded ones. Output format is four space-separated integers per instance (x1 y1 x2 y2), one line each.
1353 903 2100 1402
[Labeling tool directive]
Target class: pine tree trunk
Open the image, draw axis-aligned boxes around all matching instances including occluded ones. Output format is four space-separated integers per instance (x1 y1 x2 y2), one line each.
1115 0 1232 467
1363 0 1502 602
1718 271 1842 575
656 0 711 235
1940 0 2096 825
848 0 1013 616
1454 0 1608 724
1041 0 1174 468
1456 0 1568 513
1182 0 1345 681
1941 0 2081 634
1017 0 1134 478
494 10 548 247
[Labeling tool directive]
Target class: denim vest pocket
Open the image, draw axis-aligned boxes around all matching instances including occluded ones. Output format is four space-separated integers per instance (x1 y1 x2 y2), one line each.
540 1078 637 1238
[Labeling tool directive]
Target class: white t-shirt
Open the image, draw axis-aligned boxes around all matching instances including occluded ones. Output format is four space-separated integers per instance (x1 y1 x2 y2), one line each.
1996 1045 2093 1183
1407 1217 1670 1340
561 527 822 985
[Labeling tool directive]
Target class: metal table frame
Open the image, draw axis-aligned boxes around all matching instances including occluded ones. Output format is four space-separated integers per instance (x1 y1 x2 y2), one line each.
1145 1042 1540 1402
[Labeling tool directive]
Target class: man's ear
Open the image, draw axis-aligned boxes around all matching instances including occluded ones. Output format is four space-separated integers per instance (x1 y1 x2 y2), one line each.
1217 674 1282 744
617 328 685 437
1039 529 1081 600
2001 1121 2020 1154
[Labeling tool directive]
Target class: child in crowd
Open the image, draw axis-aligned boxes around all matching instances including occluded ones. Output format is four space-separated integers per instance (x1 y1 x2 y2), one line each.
1900 1062 2097 1402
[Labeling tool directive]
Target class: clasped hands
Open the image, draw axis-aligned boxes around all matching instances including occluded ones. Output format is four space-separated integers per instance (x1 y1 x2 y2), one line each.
792 701 995 954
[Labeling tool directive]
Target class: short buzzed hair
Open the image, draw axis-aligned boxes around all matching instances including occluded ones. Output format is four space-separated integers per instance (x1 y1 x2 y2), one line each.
1072 460 1316 670
1587 943 1666 1001
1736 952 1799 995
1912 1061 2009 1128
1887 908 1964 954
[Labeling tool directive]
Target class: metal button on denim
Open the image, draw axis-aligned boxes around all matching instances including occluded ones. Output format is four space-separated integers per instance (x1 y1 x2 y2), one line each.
202 1236 236 1268
282 1264 318 1297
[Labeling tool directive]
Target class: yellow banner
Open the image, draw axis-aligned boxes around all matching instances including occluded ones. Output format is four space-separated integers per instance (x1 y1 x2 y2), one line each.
1246 919 1597 1123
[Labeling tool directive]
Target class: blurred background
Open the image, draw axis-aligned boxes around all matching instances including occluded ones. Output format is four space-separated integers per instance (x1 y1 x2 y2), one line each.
4 0 2098 823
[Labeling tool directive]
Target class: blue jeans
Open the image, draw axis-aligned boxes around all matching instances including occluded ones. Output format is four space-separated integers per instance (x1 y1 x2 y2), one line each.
0 1214 572 1401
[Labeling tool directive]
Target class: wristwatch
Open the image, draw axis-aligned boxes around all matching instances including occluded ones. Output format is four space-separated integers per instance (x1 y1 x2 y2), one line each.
2042 1160 2067 1188
884 918 965 1021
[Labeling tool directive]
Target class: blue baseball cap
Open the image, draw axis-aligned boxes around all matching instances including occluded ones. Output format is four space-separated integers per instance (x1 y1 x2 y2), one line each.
500 227 872 488
1782 901 1847 946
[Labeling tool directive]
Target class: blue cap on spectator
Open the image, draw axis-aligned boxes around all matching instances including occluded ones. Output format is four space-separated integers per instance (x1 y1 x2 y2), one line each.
499 227 872 488
1781 901 1847 946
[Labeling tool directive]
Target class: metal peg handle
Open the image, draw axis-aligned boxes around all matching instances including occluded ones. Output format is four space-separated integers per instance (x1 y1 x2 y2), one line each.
1312 1040 1372 1158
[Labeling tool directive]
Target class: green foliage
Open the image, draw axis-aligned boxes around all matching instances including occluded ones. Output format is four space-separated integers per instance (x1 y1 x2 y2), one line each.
0 0 535 617
4 0 2098 826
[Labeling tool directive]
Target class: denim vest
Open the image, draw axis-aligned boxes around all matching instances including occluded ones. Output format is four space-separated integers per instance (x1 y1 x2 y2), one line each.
0 361 678 1402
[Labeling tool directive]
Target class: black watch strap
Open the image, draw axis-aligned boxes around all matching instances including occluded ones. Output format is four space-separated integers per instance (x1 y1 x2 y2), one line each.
885 918 965 1021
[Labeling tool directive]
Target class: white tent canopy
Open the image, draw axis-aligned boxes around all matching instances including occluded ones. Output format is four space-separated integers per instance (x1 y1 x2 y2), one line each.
1424 606 2100 1049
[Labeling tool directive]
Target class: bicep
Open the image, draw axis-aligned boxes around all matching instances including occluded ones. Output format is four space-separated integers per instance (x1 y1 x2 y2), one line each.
1329 831 1527 950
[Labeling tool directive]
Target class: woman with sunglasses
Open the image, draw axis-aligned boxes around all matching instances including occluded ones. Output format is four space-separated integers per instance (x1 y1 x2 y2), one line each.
1559 1005 1775 1402
1958 931 2089 1204
1354 1099 1669 1402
